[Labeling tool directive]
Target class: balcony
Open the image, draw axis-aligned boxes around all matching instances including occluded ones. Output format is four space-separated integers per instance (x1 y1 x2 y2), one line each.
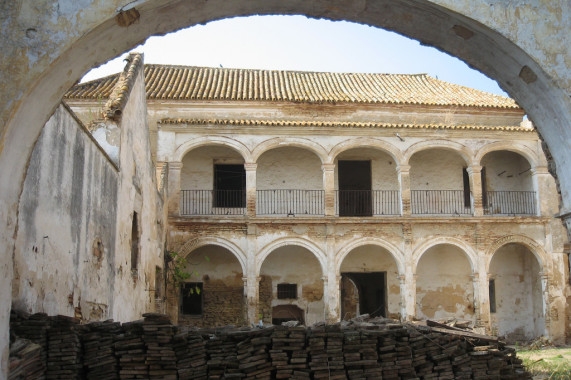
484 191 536 215
411 190 472 216
180 190 246 215
335 190 400 216
179 189 538 218
256 189 324 216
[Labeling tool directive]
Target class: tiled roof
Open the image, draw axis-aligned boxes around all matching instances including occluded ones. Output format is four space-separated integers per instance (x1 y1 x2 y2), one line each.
67 64 519 109
102 52 144 121
158 118 533 132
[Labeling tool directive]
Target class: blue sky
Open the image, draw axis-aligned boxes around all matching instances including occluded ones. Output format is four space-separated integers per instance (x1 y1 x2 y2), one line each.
82 15 507 97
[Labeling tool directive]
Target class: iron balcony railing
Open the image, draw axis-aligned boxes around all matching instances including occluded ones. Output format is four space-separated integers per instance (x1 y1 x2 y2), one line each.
335 190 400 216
256 189 324 216
484 191 537 215
180 190 246 215
411 190 472 215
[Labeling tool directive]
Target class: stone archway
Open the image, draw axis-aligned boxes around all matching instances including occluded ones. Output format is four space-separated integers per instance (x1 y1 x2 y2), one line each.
1 0 570 374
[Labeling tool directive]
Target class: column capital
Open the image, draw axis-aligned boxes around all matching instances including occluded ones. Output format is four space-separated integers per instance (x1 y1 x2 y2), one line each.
397 164 411 174
168 161 183 170
466 165 483 175
531 166 550 175
321 163 335 172
244 162 257 171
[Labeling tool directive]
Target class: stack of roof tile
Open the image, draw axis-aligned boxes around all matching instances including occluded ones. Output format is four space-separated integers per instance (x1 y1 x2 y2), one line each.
173 329 207 380
115 320 147 379
142 313 177 379
271 325 309 379
83 320 121 379
45 315 84 379
8 339 45 380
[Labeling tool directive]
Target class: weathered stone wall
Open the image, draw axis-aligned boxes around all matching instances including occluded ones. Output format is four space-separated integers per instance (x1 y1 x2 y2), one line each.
11 63 166 327
12 103 119 321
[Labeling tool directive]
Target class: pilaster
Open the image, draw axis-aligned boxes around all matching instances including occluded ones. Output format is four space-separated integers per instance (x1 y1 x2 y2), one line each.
167 161 182 216
245 163 257 217
467 165 483 216
398 165 411 216
322 164 336 216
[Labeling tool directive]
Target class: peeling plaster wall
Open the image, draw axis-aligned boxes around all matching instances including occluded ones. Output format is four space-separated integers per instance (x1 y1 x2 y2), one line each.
481 151 533 192
334 148 399 191
260 245 324 325
416 244 475 322
257 147 323 190
181 146 244 190
339 245 401 318
178 245 245 327
110 64 165 322
12 104 119 321
410 150 466 190
489 243 544 342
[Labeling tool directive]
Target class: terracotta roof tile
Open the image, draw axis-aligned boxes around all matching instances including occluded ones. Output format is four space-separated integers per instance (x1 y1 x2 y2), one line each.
66 64 520 109
101 52 144 120
157 118 533 132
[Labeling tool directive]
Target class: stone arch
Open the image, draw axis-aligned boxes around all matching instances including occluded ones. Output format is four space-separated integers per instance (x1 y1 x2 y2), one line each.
328 138 404 167
485 235 546 273
177 236 247 275
404 140 474 166
475 142 538 168
174 136 252 162
412 236 477 274
335 237 405 275
251 137 328 164
256 237 327 276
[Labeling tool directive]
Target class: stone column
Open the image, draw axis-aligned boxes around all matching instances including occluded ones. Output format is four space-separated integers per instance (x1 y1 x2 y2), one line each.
155 161 166 190
400 270 416 321
245 163 257 217
398 165 411 216
245 224 259 324
532 166 555 216
467 165 483 216
322 164 336 216
167 161 182 216
325 225 340 322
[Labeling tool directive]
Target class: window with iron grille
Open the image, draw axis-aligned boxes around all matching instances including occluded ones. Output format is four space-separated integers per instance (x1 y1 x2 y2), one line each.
277 283 297 299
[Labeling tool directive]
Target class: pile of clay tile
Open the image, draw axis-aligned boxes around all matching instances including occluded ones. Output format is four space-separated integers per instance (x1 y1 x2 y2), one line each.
9 311 532 379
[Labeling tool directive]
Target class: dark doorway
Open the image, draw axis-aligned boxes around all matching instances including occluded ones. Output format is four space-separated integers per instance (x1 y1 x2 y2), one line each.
213 164 246 208
272 305 304 325
338 160 372 216
341 272 387 317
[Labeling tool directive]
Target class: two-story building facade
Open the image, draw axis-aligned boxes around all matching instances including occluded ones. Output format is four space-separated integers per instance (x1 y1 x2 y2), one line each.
66 62 569 343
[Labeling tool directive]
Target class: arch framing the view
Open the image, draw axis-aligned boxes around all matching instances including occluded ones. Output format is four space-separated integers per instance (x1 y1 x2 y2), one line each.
251 137 328 164
475 141 539 168
176 236 247 275
1 0 570 374
412 237 477 274
404 139 474 166
335 237 405 275
174 136 252 162
328 138 404 166
256 237 327 276
484 234 546 273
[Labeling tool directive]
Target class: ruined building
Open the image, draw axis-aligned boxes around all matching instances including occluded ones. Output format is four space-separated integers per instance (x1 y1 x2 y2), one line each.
16 53 568 344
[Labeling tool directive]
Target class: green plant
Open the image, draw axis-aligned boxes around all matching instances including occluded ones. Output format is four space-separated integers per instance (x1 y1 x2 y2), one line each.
165 251 209 288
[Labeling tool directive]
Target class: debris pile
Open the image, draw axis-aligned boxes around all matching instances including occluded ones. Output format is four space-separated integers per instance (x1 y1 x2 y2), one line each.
9 311 531 379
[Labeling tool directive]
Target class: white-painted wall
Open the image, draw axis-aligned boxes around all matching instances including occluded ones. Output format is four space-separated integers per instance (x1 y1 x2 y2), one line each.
181 146 245 190
481 151 533 192
334 148 399 190
410 149 467 190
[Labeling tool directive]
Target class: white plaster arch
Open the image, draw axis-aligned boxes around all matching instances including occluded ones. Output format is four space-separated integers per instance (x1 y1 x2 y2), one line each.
327 138 405 166
475 141 539 168
412 236 478 274
177 236 248 275
256 237 327 276
335 237 405 275
485 234 546 273
251 137 329 164
404 139 474 166
174 136 252 162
